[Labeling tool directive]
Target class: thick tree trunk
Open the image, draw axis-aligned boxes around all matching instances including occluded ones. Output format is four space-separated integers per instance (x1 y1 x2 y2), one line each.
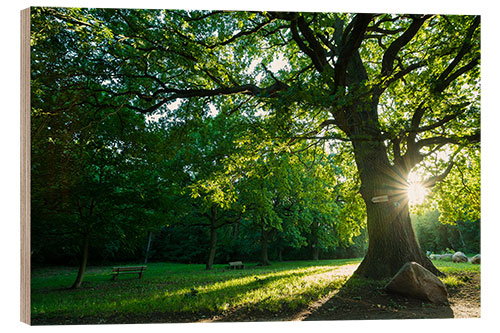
71 231 90 289
354 195 440 279
260 227 271 266
351 141 441 280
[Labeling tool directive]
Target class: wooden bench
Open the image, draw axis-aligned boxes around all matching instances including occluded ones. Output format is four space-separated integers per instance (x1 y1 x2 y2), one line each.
228 261 245 269
111 266 147 280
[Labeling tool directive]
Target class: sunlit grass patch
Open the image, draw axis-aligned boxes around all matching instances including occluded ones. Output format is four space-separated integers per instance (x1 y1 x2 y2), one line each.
441 275 465 288
31 259 360 321
433 260 480 274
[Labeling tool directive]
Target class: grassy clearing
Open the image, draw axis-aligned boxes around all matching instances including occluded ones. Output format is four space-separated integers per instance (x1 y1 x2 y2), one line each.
31 258 479 323
31 259 360 322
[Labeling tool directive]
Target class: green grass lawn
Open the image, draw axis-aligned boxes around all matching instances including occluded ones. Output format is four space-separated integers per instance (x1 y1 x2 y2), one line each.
31 259 360 323
31 258 479 324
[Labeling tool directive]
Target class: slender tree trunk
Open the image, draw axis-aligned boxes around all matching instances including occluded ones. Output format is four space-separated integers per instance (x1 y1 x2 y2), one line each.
260 226 271 266
206 209 217 270
71 231 90 289
311 221 319 260
457 226 466 250
351 141 441 279
233 222 239 239
312 245 320 261
144 231 153 265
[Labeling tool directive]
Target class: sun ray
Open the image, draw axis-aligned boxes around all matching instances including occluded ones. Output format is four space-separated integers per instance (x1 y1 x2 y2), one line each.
407 181 427 205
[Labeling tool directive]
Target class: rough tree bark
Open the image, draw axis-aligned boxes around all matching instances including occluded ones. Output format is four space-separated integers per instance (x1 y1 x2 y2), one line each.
351 139 441 279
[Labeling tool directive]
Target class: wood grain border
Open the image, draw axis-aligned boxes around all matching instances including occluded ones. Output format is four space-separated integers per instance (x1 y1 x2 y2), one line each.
20 7 31 325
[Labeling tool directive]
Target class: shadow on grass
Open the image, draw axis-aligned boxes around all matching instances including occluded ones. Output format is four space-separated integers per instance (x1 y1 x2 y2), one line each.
32 260 460 324
302 275 455 321
31 264 339 325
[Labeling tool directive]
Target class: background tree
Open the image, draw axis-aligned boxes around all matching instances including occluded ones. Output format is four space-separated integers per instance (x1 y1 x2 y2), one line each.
31 8 170 287
412 210 480 254
181 115 247 270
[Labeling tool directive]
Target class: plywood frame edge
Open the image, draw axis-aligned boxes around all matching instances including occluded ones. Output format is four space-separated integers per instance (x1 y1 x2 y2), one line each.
20 7 31 326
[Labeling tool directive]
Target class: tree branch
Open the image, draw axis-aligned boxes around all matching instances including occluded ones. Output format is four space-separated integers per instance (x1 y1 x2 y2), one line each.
381 15 432 76
407 102 427 146
335 14 374 87
379 60 427 90
287 119 339 145
290 16 325 72
128 81 289 114
434 56 480 94
434 16 480 93
296 15 331 72
208 17 276 49
415 132 480 150
406 104 471 134
423 158 456 188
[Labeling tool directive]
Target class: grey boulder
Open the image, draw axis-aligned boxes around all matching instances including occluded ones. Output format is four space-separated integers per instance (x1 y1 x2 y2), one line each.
470 254 480 264
452 252 469 263
385 262 448 304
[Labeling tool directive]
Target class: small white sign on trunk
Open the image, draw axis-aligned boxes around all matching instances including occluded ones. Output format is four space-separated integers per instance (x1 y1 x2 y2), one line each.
371 195 389 203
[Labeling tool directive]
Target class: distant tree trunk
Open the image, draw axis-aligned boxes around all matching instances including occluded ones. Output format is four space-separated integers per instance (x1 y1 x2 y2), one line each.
206 208 218 270
71 200 95 289
312 245 320 261
275 233 283 261
352 140 441 279
260 225 271 266
311 221 319 260
144 231 153 264
232 222 239 239
457 226 466 250
71 231 90 289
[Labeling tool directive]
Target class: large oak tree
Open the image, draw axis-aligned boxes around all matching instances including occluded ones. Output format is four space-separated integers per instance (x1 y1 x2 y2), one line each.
32 8 480 279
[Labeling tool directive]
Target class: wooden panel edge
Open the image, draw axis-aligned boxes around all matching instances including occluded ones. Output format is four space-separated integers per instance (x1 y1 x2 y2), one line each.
20 7 31 326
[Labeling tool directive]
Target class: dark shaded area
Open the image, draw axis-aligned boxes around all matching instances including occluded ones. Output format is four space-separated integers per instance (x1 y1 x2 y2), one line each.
304 275 454 320
32 220 368 268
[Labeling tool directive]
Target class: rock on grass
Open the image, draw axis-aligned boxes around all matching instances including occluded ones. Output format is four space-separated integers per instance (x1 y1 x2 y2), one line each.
385 262 448 304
